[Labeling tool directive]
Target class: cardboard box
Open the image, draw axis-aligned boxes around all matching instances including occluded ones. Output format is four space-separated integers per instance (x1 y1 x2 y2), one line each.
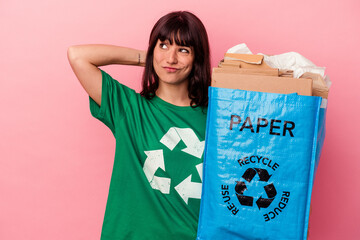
212 71 313 96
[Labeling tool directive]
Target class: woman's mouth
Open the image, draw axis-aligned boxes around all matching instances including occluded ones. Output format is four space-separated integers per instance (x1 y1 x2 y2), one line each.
164 67 178 73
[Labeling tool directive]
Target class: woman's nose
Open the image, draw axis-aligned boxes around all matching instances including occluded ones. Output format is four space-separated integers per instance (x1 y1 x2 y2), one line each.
166 49 178 64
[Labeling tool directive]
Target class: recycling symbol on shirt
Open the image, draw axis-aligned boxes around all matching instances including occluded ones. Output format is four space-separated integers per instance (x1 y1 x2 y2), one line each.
235 168 277 209
142 127 205 204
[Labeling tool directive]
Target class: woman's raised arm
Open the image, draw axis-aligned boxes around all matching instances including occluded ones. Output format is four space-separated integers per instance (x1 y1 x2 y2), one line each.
67 45 146 105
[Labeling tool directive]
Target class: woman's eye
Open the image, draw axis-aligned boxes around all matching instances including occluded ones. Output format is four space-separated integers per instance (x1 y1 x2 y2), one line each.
159 43 168 49
179 48 190 54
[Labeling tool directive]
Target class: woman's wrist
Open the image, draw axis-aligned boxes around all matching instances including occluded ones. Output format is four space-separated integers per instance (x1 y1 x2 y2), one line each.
138 50 146 66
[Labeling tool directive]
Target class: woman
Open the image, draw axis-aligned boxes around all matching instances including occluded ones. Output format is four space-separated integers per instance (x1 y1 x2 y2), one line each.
68 11 210 239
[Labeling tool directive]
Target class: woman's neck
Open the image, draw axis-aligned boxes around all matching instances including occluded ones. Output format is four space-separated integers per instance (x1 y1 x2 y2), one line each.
156 82 191 106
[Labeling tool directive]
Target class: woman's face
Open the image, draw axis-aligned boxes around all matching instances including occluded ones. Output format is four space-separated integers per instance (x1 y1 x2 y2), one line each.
153 39 194 87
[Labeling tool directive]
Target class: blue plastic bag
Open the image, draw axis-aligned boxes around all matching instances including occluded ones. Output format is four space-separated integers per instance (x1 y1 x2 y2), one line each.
197 87 325 240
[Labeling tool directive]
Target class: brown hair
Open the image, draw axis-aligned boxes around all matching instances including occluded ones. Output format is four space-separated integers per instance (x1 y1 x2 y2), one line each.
140 11 211 107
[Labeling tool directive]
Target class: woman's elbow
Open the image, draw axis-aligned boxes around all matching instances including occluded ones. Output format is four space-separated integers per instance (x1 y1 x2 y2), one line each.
67 45 80 64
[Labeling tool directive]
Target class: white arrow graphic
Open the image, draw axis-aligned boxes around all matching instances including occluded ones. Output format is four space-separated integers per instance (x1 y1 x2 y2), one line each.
196 163 203 181
160 127 205 159
174 163 203 204
143 150 171 194
159 128 181 150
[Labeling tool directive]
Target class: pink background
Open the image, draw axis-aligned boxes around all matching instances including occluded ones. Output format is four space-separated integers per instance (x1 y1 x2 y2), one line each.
1 0 359 239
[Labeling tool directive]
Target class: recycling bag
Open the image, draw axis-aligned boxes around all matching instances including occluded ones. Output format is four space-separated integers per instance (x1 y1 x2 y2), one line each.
197 87 326 240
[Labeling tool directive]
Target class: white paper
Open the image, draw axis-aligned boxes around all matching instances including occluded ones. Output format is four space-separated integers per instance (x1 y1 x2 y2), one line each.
226 43 253 54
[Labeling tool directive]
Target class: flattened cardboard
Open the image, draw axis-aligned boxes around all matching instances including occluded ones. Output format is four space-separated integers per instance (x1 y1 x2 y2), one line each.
219 60 241 68
220 59 273 69
212 71 313 96
300 72 329 99
224 53 264 64
213 67 279 76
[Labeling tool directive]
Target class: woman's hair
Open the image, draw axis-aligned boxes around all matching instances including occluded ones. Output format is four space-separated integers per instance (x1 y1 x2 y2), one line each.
141 11 211 107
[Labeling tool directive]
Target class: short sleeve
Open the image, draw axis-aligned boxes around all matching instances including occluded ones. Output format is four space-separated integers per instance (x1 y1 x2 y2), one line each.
89 69 136 135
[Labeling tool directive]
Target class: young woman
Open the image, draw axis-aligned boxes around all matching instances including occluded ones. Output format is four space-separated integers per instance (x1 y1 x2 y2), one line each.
68 11 210 239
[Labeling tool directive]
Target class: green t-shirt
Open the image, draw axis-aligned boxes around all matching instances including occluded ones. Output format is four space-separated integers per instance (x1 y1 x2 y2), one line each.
89 70 207 240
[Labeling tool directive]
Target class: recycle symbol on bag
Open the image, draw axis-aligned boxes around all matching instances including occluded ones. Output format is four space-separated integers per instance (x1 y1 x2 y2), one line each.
235 168 277 209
